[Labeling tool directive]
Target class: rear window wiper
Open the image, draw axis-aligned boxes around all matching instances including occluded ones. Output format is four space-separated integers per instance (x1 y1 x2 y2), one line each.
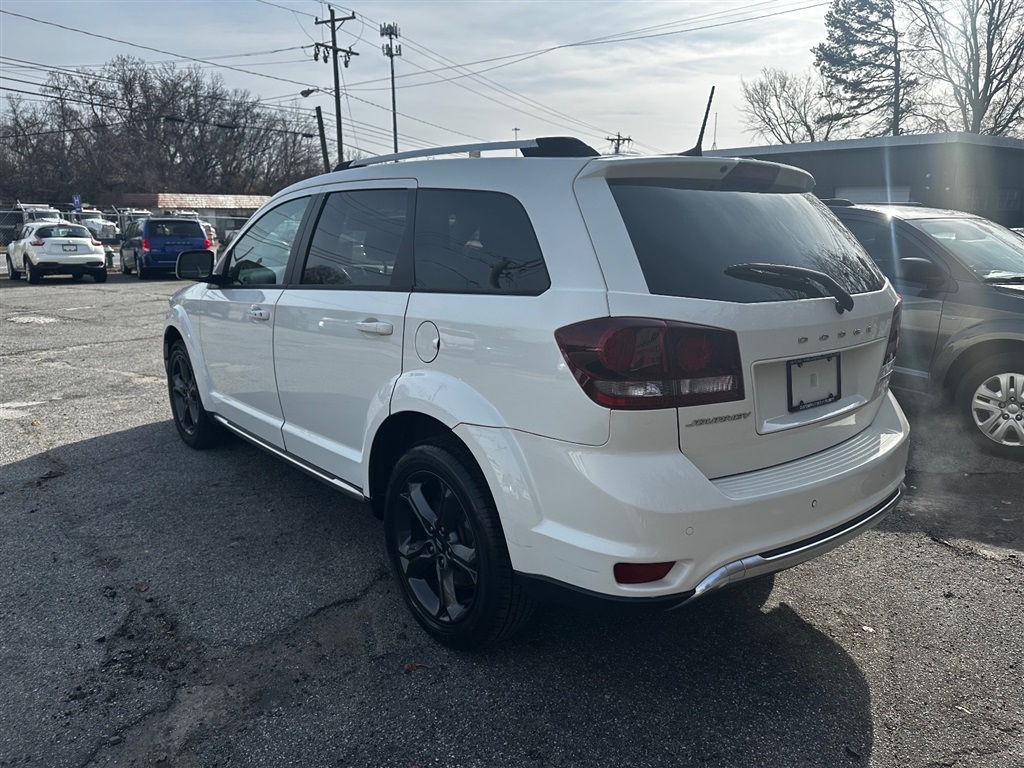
724 263 855 314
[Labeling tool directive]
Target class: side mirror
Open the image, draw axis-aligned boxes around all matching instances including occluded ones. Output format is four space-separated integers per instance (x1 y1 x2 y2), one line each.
898 257 945 288
176 249 216 281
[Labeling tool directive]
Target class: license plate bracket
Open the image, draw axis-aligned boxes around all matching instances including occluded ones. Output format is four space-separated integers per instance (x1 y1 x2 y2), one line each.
787 353 841 412
62 244 78 252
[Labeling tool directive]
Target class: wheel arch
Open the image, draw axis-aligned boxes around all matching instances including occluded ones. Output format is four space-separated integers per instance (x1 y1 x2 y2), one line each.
941 337 1024 399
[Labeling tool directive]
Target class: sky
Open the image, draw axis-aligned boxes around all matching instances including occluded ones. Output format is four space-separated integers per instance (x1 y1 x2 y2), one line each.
0 0 831 157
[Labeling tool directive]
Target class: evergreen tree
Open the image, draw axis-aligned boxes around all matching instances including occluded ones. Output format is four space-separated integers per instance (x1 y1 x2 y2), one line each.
813 0 915 136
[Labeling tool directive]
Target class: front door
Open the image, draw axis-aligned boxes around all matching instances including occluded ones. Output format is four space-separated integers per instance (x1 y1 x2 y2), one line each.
197 195 313 447
274 183 414 487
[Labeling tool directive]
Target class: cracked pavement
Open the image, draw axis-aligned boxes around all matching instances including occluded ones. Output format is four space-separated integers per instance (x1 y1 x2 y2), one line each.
1 272 1022 767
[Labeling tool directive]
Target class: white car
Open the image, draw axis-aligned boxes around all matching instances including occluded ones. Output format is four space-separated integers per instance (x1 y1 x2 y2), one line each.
164 137 909 649
7 221 108 283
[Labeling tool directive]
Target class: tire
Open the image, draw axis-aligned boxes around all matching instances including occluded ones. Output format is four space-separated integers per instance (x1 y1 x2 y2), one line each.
136 253 147 280
26 258 41 284
954 354 1024 461
91 268 107 283
384 442 535 650
6 255 20 280
166 340 224 449
120 251 131 275
71 273 84 282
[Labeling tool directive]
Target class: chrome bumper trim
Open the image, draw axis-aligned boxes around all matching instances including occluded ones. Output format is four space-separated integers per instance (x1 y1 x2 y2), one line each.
686 484 903 603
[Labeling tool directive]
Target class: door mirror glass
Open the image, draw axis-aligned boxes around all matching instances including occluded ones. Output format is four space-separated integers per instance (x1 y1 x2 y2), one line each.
176 249 216 281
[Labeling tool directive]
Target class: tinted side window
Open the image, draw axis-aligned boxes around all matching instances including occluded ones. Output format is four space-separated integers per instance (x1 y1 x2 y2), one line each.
301 190 407 288
226 197 310 286
609 183 883 302
413 189 549 295
841 218 932 282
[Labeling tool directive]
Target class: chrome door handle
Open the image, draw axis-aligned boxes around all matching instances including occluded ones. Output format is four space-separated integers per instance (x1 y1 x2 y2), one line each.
248 305 270 321
356 319 394 336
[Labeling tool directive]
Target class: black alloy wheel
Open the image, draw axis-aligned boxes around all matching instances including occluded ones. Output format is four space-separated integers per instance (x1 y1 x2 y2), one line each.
26 259 41 284
384 443 534 650
166 340 223 449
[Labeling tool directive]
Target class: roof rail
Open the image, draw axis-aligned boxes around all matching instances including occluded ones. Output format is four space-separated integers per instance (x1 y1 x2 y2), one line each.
820 198 855 206
335 136 599 171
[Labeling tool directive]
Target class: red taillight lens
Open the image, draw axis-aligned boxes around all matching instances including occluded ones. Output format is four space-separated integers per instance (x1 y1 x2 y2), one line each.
555 317 744 409
203 238 211 249
614 561 675 584
141 238 150 252
91 239 102 246
884 296 902 365
30 239 45 246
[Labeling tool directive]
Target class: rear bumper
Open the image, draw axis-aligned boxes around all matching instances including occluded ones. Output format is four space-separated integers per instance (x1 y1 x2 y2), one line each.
517 483 903 611
32 257 105 272
482 391 909 601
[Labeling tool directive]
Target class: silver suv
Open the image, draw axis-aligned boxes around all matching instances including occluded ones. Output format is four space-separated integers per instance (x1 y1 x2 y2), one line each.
165 137 909 649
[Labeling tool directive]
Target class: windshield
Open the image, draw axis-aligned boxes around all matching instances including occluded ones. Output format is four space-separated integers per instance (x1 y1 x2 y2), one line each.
912 217 1024 281
608 182 884 302
80 211 102 220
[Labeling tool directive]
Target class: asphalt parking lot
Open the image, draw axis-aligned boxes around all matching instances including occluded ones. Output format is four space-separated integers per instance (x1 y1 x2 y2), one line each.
1 271 1022 768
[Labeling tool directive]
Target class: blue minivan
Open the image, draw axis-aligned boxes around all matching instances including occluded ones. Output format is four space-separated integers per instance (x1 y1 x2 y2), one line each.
120 217 209 278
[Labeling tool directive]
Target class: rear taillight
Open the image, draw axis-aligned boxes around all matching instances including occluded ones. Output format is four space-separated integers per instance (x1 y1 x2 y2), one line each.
141 238 150 252
876 297 902 396
555 317 745 410
884 296 902 365
203 238 211 249
30 239 44 246
91 239 102 246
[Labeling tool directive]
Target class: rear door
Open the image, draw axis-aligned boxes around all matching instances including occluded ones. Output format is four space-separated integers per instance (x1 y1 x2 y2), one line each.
273 182 414 486
836 212 947 388
197 195 314 447
575 159 899 478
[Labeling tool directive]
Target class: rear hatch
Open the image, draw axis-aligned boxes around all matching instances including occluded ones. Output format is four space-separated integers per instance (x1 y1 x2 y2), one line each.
148 220 207 263
572 156 899 478
37 224 94 257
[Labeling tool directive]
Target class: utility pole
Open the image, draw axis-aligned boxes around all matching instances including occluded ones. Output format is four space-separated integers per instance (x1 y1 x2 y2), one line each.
315 106 330 173
380 23 401 153
314 7 358 166
513 127 520 141
605 132 632 154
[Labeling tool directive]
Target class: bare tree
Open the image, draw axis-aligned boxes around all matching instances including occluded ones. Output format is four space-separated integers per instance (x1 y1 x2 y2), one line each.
906 0 1024 135
740 68 850 144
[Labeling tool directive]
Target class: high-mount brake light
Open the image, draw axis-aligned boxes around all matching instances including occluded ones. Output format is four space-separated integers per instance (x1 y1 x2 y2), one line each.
555 317 744 410
722 161 780 191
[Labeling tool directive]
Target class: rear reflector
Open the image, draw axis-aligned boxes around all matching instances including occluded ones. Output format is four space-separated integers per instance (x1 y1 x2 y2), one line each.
614 561 675 584
555 317 744 409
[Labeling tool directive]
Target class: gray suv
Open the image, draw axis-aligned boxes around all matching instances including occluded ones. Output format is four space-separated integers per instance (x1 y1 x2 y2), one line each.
829 202 1024 460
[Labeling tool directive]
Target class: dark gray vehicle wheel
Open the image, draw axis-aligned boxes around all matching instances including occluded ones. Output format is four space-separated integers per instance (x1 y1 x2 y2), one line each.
955 354 1024 461
384 442 534 650
166 340 224 449
71 272 84 281
26 258 41 284
136 253 147 280
120 251 131 275
6 255 21 280
91 268 107 283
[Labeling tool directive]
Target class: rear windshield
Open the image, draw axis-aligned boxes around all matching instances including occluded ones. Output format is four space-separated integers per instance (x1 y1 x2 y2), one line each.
148 220 205 238
37 225 90 239
609 181 884 302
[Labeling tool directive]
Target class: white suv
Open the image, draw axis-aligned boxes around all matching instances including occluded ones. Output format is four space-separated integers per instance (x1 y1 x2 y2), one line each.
164 137 909 649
